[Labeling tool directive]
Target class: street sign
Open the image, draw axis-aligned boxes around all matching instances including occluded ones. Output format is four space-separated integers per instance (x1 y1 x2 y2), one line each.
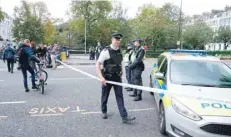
177 41 180 46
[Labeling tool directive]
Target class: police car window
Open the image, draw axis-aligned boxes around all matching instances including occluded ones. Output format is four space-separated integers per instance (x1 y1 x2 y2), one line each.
157 55 165 68
159 58 167 74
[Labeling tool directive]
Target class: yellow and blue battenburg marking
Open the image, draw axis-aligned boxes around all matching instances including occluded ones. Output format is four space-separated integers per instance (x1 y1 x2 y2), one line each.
152 63 170 107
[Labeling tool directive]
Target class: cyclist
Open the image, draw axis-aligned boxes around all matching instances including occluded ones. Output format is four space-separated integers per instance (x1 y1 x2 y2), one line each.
19 39 40 92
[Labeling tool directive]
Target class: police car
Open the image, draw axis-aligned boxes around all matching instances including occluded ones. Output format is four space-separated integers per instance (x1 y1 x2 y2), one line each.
149 49 231 137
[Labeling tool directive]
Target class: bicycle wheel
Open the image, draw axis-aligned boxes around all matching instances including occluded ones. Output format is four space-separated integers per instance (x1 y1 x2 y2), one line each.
40 80 45 94
35 70 48 82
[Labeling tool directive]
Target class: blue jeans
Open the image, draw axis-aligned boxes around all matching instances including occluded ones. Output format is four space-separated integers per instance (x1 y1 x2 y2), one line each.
21 65 36 89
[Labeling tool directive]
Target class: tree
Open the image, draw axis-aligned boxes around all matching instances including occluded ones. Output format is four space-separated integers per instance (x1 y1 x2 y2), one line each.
70 1 113 47
12 0 45 43
217 27 231 50
44 19 56 45
0 8 4 22
31 1 50 21
183 23 213 49
160 3 181 22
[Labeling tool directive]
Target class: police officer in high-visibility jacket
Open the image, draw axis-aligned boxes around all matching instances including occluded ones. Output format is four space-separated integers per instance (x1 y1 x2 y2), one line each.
96 33 136 123
124 42 133 92
128 38 145 101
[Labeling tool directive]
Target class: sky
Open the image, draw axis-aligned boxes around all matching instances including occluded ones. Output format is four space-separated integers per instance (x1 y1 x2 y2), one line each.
0 0 231 21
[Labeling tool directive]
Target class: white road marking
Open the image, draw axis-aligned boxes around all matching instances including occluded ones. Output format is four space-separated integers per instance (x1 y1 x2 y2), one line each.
81 108 155 115
49 77 94 81
128 108 155 112
0 80 4 82
0 101 26 105
0 116 8 119
31 113 63 117
81 111 101 115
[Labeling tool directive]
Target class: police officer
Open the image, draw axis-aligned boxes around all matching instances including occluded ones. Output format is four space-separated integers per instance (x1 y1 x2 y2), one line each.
129 38 145 101
124 42 133 92
95 42 102 60
96 33 136 123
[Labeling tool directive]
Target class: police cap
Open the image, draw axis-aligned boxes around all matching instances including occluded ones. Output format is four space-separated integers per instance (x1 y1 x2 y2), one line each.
133 38 143 43
112 33 123 40
127 42 133 47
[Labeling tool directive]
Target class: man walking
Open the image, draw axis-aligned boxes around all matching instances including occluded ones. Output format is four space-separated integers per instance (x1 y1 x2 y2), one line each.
18 39 40 92
129 38 145 101
96 33 135 123
3 44 15 73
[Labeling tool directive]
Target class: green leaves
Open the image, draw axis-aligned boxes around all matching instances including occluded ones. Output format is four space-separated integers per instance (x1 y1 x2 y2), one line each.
217 27 231 49
12 0 48 43
183 23 213 49
0 8 4 22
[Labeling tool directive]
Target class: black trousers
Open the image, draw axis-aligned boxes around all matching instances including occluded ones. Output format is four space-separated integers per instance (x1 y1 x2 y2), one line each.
7 59 14 73
101 78 128 117
125 66 132 85
21 65 36 89
131 67 143 96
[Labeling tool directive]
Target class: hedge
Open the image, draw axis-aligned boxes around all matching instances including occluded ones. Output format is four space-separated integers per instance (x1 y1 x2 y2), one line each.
208 50 231 56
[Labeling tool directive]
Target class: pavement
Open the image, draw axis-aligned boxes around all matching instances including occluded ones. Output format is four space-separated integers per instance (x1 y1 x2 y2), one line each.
0 57 165 137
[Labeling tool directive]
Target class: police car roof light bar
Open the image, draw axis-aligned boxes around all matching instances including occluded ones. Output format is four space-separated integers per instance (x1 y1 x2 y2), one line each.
169 49 207 56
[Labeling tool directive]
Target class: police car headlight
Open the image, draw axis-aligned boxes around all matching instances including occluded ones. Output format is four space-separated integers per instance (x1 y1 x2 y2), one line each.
172 98 202 121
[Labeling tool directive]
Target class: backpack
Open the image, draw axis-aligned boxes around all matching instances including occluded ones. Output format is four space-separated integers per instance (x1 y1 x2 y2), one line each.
5 48 14 59
15 47 23 58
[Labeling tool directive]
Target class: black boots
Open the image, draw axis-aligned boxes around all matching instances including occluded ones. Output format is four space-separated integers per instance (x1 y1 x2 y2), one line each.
102 113 108 119
133 95 142 101
122 116 136 123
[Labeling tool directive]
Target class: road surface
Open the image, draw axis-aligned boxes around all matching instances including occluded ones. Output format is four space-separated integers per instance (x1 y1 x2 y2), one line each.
0 58 164 137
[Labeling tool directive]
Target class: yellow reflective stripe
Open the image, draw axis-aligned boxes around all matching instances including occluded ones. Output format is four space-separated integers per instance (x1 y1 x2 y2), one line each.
163 95 171 107
158 80 164 86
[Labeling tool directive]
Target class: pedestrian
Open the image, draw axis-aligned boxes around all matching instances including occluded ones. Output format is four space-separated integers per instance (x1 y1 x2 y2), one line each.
16 42 23 70
36 44 47 61
29 40 37 72
96 33 136 123
49 44 59 70
89 46 95 60
124 42 134 92
18 39 40 92
128 38 145 101
95 42 102 60
3 44 15 73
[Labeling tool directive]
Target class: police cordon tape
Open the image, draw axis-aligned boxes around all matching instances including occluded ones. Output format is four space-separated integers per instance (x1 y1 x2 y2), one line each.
56 60 231 103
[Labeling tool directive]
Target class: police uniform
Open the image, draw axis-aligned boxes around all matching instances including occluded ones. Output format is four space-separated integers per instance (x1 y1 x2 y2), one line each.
129 38 145 101
123 42 133 91
97 33 135 123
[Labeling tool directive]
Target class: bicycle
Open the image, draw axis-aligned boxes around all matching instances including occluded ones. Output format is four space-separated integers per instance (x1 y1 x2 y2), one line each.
36 62 48 94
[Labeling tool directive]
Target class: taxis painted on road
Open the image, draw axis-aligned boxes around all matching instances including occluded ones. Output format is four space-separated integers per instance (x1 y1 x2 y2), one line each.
149 49 231 137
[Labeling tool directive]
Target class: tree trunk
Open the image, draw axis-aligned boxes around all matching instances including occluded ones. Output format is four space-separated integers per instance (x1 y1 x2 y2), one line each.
224 42 228 50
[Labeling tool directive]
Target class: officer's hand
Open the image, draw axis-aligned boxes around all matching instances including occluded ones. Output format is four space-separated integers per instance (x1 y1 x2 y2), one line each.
100 77 106 85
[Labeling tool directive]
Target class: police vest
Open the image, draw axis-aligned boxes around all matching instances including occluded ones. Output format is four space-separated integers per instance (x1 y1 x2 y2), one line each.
103 47 122 75
131 46 145 63
124 49 133 66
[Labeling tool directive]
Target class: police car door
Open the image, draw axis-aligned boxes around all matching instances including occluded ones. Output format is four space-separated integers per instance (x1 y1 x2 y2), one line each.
153 55 166 108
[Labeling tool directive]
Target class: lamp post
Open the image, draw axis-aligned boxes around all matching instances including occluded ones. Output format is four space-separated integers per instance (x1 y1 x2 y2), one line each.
85 19 87 54
178 0 183 49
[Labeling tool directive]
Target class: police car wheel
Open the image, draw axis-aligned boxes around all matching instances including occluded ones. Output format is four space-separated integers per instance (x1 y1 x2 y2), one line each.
159 102 167 135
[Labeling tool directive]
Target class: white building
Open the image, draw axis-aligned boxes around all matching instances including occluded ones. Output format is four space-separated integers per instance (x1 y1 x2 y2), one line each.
0 12 13 48
186 10 231 51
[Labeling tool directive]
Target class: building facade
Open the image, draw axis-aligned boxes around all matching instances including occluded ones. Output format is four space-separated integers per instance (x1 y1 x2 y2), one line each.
185 10 231 50
0 12 13 48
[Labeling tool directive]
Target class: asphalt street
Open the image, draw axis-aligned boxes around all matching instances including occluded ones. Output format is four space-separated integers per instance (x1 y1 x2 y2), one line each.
0 57 164 137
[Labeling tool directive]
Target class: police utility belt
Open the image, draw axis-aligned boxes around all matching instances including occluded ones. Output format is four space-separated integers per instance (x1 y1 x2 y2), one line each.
102 65 122 78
